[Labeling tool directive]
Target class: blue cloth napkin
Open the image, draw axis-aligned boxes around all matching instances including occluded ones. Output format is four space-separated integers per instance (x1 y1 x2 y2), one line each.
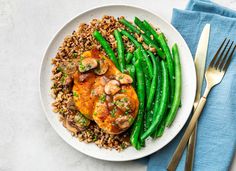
148 0 236 170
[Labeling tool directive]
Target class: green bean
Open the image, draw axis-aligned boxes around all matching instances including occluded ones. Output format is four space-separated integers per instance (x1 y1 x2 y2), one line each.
158 33 175 104
166 44 182 127
147 52 161 130
141 49 153 79
130 48 145 149
142 17 176 97
142 34 165 59
136 141 141 150
141 61 169 141
140 116 145 147
114 30 125 72
132 53 136 64
119 18 141 34
146 109 154 132
143 20 161 46
150 59 162 138
144 75 151 132
93 30 120 69
120 29 153 78
145 77 151 102
155 120 165 137
126 64 136 87
126 52 133 64
152 115 167 138
146 51 158 111
134 17 151 36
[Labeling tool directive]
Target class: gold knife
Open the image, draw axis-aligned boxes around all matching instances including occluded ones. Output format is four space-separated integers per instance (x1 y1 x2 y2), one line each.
185 24 211 171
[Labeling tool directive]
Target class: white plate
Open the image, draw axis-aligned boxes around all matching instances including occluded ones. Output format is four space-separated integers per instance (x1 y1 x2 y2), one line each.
40 5 196 161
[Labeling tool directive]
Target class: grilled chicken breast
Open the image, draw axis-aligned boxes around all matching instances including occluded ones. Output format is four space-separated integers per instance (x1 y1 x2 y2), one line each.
72 49 139 134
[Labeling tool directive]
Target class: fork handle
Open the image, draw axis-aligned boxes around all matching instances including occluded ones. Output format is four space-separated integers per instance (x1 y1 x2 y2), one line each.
167 97 207 171
185 122 197 171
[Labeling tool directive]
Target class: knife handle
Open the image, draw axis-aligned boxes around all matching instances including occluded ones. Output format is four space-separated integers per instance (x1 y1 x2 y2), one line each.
167 97 207 171
185 122 197 171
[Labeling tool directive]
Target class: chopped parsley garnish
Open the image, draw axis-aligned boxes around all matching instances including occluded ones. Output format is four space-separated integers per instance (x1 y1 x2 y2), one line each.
99 94 106 103
118 75 124 80
125 111 129 115
73 52 78 58
128 117 134 123
120 89 127 93
123 97 128 102
87 64 92 69
93 135 98 141
91 89 96 96
110 107 117 117
79 62 85 71
73 91 79 97
56 66 63 73
121 142 126 149
78 56 85 71
101 56 106 61
74 113 89 126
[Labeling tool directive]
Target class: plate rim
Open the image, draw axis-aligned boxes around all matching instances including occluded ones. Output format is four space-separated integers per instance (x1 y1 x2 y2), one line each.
39 4 196 161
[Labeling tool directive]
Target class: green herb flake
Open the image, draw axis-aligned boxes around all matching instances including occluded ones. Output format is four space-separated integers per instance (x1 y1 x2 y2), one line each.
123 97 128 102
87 64 92 69
73 52 78 58
56 66 63 73
99 94 106 103
118 75 124 80
120 89 127 93
128 117 134 123
101 57 106 61
91 89 96 96
60 75 66 84
125 111 129 115
78 56 85 71
79 63 85 71
93 135 98 141
73 91 79 98
121 142 126 149
110 107 117 117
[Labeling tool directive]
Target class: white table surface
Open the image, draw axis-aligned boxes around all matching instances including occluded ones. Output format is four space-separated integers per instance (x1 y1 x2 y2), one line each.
0 0 235 170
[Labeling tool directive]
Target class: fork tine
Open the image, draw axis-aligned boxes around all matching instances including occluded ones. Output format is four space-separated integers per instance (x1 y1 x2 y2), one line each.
215 39 230 69
222 44 236 71
218 41 234 70
209 38 227 68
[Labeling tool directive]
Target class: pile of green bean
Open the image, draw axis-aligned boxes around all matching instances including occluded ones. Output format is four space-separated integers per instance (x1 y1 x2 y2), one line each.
93 17 182 150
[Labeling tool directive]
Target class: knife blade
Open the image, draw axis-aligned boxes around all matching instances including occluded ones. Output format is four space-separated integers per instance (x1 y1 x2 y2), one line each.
185 24 211 171
194 24 211 108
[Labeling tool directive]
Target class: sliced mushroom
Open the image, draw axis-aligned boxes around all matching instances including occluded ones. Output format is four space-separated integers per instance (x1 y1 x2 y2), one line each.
94 58 109 75
79 72 93 82
67 98 77 110
60 60 78 76
91 76 109 96
79 58 98 72
106 95 115 111
63 76 73 86
104 80 120 95
64 116 78 134
115 73 133 84
115 116 131 129
113 94 135 112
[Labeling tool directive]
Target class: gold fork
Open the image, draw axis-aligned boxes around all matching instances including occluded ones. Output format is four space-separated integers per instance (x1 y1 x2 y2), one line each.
167 38 236 171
